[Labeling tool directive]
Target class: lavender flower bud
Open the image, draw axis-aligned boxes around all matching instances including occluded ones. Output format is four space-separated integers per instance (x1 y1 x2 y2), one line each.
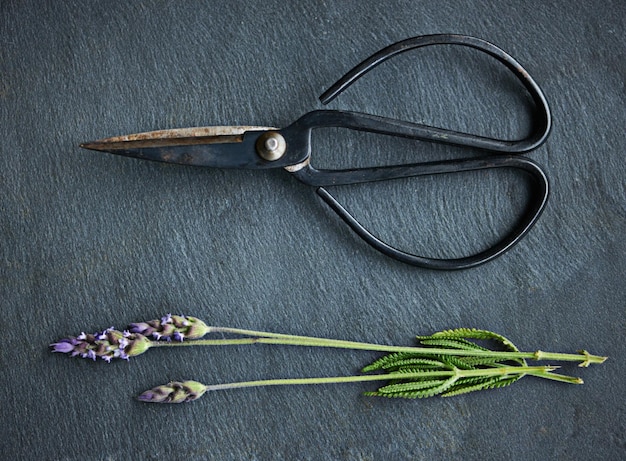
129 314 210 342
137 380 208 403
50 328 151 362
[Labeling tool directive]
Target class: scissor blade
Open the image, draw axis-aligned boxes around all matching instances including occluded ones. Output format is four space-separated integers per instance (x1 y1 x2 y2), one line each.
80 126 286 169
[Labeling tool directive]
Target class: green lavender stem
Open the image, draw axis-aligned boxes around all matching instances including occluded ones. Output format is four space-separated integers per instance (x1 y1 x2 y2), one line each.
202 366 575 392
149 326 606 367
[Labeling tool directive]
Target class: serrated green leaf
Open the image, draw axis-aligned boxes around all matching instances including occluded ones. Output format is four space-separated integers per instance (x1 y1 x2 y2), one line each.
375 376 459 399
377 379 446 394
458 356 526 368
433 354 477 370
392 367 445 375
382 357 448 371
421 328 520 352
441 375 522 397
361 352 418 373
418 338 488 351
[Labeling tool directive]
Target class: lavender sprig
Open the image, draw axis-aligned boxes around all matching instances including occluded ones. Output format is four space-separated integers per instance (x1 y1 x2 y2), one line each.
50 328 151 362
50 315 212 362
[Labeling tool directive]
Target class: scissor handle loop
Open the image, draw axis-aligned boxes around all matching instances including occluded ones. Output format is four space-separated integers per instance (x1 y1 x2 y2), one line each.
309 155 548 270
318 33 551 153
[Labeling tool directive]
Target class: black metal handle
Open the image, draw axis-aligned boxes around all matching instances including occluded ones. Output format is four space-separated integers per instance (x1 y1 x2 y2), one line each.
316 33 551 153
310 155 549 270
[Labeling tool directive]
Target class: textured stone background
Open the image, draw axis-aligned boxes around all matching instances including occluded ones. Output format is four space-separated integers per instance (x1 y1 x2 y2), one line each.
1 1 625 459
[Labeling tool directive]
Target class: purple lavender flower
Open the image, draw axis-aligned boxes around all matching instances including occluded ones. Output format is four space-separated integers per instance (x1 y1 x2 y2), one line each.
129 314 210 342
50 328 151 362
137 380 208 403
50 339 76 354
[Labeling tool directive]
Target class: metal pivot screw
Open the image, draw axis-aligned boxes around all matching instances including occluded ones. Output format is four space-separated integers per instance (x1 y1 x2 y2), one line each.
256 131 286 161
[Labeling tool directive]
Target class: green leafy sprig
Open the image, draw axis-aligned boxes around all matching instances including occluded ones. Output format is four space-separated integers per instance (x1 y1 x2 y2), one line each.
50 315 607 403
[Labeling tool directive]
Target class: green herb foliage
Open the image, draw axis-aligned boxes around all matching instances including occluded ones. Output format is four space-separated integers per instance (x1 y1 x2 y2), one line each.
363 329 570 399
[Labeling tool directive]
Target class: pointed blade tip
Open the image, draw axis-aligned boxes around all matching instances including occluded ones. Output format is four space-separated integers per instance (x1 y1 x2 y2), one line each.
79 141 104 152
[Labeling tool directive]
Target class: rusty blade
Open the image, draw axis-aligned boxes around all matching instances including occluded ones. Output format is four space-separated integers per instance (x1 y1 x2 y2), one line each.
79 125 289 169
80 126 276 151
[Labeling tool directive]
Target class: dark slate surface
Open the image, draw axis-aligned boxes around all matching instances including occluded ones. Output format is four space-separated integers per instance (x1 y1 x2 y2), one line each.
2 1 625 460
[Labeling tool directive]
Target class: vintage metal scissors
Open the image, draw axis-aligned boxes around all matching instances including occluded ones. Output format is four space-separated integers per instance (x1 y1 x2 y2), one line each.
81 34 550 270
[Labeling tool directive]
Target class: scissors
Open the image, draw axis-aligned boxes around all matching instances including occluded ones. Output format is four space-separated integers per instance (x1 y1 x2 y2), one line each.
81 34 550 270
